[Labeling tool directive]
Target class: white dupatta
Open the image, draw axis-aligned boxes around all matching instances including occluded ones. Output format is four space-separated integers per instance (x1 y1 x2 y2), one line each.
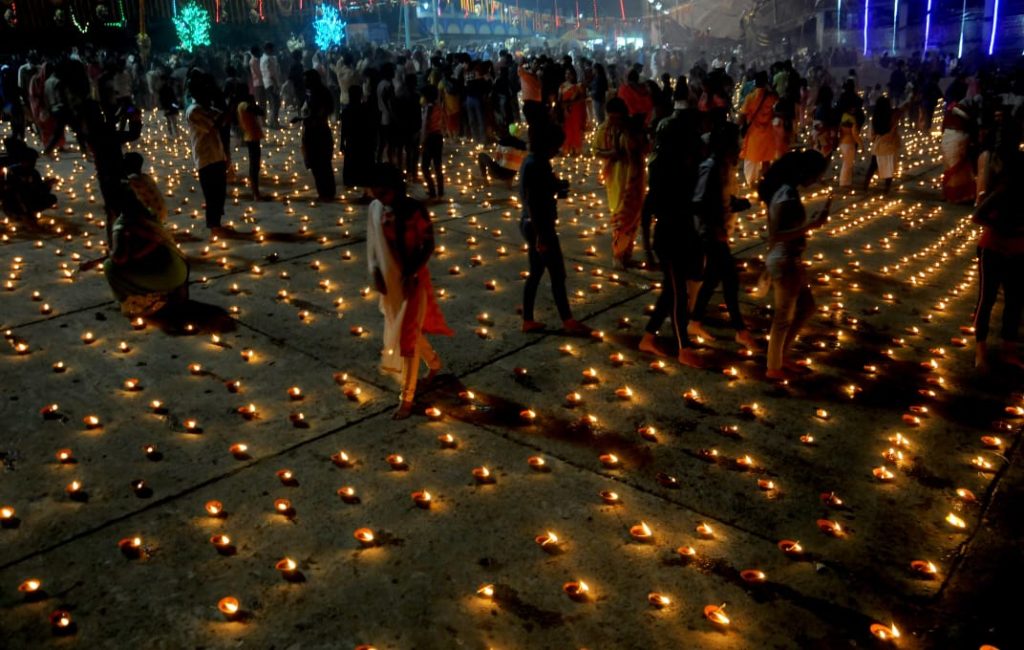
366 200 406 375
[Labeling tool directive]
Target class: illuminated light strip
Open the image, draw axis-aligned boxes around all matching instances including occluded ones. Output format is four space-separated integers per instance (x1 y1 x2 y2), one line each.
923 0 932 55
837 0 842 45
863 0 869 55
891 0 898 53
988 0 1000 55
957 0 967 58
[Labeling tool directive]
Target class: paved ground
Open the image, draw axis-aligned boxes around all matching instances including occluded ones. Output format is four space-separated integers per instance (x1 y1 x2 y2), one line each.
1 114 1021 649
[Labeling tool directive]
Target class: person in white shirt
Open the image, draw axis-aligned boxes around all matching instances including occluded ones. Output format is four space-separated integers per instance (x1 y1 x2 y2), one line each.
334 53 358 112
248 45 264 109
260 42 282 129
185 74 229 235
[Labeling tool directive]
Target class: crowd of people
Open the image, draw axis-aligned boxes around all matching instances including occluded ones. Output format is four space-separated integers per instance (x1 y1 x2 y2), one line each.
1 39 1022 412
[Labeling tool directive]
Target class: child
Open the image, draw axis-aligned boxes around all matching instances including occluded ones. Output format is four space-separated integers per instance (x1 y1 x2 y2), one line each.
237 93 265 200
123 152 166 222
420 85 445 200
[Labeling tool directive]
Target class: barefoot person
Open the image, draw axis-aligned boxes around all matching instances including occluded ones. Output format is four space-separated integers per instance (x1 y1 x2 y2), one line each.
519 121 590 336
366 163 453 419
760 150 830 381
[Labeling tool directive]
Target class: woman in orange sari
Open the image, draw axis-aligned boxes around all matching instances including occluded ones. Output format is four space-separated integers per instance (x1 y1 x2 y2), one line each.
367 163 453 419
559 67 587 156
595 97 647 268
738 71 777 187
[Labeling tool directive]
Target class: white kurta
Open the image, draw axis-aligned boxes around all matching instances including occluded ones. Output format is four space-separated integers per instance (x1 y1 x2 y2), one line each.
366 200 406 375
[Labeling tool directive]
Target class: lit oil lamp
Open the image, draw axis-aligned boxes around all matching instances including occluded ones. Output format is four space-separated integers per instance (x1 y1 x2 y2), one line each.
240 348 255 361
437 434 458 449
424 406 443 420
50 609 74 634
82 415 101 429
599 490 621 505
698 448 720 462
353 528 376 547
18 579 42 599
723 366 740 379
739 403 760 417
565 392 583 407
629 521 654 542
869 622 900 642
52 361 66 373
81 331 95 344
970 455 995 471
649 359 667 372
1 506 16 526
337 486 359 503
778 539 803 556
386 454 409 471
696 522 714 538
412 490 432 509
820 492 844 508
527 456 548 471
910 560 938 577
581 367 600 383
287 386 303 400
519 409 537 423
682 388 702 403
704 604 730 627
945 513 967 529
217 597 240 620
205 500 224 517
562 580 590 602
599 453 620 469
275 557 299 578
872 466 895 482
614 386 633 400
676 545 697 561
210 534 233 554
955 488 977 503
476 584 495 600
815 408 830 420
149 400 166 414
65 480 85 500
535 531 561 552
331 451 354 468
647 592 671 609
817 519 844 537
122 378 141 391
758 479 776 491
118 536 144 558
638 425 658 442
980 436 1003 449
229 443 249 459
472 466 495 484
56 448 74 463
226 380 242 393
183 418 201 433
740 569 767 584
735 455 756 470
609 352 626 366
273 499 295 517
188 363 203 375
276 469 297 485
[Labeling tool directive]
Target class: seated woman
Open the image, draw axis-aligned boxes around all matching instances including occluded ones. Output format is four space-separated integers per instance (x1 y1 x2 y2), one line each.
104 186 189 318
1 138 57 218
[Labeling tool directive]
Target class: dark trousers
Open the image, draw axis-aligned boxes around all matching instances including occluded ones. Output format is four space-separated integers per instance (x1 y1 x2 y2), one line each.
645 258 693 349
198 161 227 228
973 246 1024 343
45 109 82 154
245 140 261 196
6 103 26 140
310 160 336 200
422 132 444 197
521 222 571 322
692 239 746 330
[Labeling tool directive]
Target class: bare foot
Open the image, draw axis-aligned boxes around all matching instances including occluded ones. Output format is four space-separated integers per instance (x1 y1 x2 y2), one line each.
639 335 667 357
392 401 413 420
688 322 716 341
677 348 704 368
735 330 759 350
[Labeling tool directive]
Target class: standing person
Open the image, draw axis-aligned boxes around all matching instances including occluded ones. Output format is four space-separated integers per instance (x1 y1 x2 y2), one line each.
260 43 282 129
1 62 26 141
295 69 335 201
590 63 608 125
971 119 1024 370
519 121 590 336
28 63 60 155
248 45 264 113
420 84 445 200
760 150 831 381
340 85 374 196
185 75 229 237
837 107 862 188
864 95 900 192
157 69 180 138
366 163 452 419
376 63 397 163
738 71 777 187
559 67 587 156
638 84 705 368
689 124 757 349
616 68 653 124
237 92 265 200
334 53 358 114
595 98 647 268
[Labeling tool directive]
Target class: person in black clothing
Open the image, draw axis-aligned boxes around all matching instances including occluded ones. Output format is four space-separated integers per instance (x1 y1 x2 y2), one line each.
519 121 589 336
287 50 305 116
296 69 335 201
638 82 706 368
689 123 757 350
341 85 374 196
1 138 57 217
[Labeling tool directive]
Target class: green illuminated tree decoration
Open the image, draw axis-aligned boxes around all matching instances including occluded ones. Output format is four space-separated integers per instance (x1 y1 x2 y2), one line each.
174 1 212 52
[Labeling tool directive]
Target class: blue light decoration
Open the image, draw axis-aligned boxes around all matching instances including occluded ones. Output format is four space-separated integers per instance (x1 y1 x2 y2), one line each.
313 4 346 50
988 0 1000 55
923 0 932 55
958 0 968 58
891 0 898 53
836 0 842 45
863 0 869 55
173 1 212 52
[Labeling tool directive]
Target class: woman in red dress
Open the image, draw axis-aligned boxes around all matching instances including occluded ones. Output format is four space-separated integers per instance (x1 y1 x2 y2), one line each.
559 67 587 156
